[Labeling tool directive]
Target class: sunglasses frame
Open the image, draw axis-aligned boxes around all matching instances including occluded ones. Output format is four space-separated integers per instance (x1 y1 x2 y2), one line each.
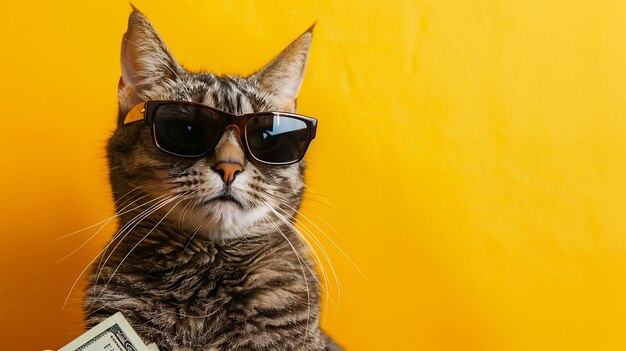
123 100 317 166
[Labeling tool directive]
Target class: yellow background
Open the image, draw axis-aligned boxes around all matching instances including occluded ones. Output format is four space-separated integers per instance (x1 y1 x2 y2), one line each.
1 0 626 350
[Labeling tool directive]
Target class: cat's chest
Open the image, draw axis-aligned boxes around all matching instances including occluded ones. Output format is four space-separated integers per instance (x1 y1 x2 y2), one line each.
141 241 298 310
149 247 251 300
129 244 305 346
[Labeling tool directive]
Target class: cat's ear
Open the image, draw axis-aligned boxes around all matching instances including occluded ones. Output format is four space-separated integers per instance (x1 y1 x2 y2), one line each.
249 26 314 111
118 8 183 112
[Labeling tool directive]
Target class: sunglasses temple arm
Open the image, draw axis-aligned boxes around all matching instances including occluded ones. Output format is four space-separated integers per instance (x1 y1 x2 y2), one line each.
123 102 147 125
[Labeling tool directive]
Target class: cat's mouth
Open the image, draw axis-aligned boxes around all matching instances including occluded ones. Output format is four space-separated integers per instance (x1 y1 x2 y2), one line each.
200 193 243 208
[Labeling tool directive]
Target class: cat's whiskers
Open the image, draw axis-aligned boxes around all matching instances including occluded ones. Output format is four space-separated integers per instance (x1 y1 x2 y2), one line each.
105 195 185 287
89 194 183 310
279 179 352 218
268 202 337 313
176 197 195 232
276 217 342 323
180 197 216 257
64 193 174 310
54 184 171 242
114 185 168 209
266 194 337 257
260 211 311 348
88 194 178 308
94 193 176 276
55 218 115 243
260 192 334 271
57 219 116 264
271 204 368 321
258 199 324 285
287 192 352 219
298 206 350 245
110 181 174 193
259 198 333 310
56 191 159 262
113 186 148 207
260 191 351 276
92 193 171 283
269 194 369 293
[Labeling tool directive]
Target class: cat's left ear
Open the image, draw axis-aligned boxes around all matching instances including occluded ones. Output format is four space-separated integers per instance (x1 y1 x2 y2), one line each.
118 8 183 114
249 26 314 111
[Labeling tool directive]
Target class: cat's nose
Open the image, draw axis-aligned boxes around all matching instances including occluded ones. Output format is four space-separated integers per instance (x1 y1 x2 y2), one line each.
213 162 243 185
211 127 245 184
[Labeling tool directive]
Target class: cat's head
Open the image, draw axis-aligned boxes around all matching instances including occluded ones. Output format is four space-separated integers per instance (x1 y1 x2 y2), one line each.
107 10 314 240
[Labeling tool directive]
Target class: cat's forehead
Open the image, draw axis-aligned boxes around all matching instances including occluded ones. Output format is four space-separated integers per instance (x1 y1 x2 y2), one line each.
167 73 270 115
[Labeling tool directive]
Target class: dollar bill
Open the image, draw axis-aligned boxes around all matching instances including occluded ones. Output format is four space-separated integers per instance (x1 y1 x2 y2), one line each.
59 312 158 351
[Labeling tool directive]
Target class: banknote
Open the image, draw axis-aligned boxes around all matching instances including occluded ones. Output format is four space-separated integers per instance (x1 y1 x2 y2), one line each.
59 312 158 351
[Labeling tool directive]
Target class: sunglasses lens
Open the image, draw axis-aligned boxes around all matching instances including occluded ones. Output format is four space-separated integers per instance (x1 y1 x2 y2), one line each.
153 104 220 157
246 115 310 164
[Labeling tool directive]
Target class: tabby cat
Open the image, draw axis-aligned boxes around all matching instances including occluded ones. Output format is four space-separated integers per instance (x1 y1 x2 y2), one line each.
83 9 341 351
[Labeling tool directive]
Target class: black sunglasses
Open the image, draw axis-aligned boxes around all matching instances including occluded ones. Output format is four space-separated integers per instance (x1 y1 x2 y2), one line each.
123 101 317 165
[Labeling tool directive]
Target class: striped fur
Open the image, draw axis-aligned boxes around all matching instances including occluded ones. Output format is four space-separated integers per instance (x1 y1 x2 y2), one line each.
84 9 341 351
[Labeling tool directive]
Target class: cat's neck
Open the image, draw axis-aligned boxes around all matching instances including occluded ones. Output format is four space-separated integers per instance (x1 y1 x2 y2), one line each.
107 206 308 269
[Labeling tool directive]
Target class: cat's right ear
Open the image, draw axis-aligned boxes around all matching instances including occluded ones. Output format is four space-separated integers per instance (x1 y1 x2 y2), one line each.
249 26 314 112
118 8 182 114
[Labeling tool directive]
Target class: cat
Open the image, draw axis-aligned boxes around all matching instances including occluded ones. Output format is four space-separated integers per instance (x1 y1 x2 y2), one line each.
83 8 341 351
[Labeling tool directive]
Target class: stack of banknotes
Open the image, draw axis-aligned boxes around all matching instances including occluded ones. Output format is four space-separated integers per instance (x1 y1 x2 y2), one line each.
59 312 159 351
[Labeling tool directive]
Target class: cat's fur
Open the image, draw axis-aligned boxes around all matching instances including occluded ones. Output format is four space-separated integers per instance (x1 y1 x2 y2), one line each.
83 9 340 351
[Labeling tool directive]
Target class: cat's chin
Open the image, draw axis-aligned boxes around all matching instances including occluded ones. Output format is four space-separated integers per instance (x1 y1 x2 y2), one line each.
165 199 269 241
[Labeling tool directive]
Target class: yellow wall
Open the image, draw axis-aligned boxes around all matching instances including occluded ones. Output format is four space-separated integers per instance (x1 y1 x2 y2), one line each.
2 0 626 349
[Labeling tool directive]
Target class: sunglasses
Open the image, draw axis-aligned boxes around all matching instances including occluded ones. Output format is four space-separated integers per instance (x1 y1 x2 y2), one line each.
123 101 317 165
